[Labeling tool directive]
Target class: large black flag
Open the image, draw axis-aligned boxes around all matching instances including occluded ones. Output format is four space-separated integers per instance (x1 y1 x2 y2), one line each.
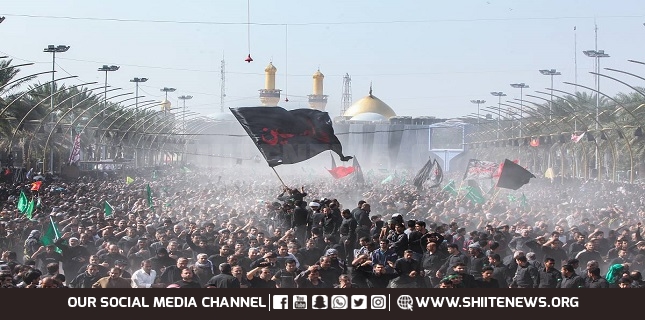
496 159 536 190
413 158 442 190
230 107 352 167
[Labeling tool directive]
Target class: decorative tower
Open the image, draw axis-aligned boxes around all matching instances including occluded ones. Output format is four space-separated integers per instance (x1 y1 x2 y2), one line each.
340 73 352 116
259 62 281 106
307 69 328 111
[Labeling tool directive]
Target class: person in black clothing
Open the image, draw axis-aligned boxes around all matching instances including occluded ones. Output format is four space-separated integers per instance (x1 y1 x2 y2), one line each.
69 263 102 288
585 266 609 288
55 232 90 280
467 243 487 279
452 262 478 288
557 264 585 288
338 209 357 262
390 250 422 288
388 223 408 258
184 225 219 258
291 200 310 246
407 221 430 260
149 248 176 275
538 257 562 288
321 207 340 239
246 265 277 288
351 200 367 222
294 265 328 288
475 266 500 288
272 258 300 288
355 203 372 242
206 263 240 288
421 241 446 288
173 267 202 288
357 263 399 288
158 257 189 287
510 255 539 288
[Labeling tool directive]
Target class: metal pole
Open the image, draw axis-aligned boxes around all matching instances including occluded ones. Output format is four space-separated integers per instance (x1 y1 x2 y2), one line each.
50 50 55 172
550 74 554 120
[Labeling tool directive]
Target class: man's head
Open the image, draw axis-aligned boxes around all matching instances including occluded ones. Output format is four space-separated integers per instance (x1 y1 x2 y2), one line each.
219 263 232 275
515 255 528 266
452 262 467 274
481 266 494 280
561 264 575 277
259 267 272 280
180 267 193 282
176 257 188 269
285 259 297 272
108 267 122 279
86 263 99 276
141 260 152 273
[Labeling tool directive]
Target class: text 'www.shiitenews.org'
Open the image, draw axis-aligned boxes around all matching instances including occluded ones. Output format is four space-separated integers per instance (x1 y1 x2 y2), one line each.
396 296 579 310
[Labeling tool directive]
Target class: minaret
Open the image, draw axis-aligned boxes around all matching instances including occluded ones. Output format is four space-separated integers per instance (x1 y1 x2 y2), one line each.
259 62 281 106
308 69 328 111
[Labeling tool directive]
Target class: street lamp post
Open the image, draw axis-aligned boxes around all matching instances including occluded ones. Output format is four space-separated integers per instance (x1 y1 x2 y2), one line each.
97 65 119 159
583 49 610 174
177 95 192 164
510 83 529 138
470 100 486 124
490 92 506 139
130 77 148 123
161 87 176 100
43 44 70 173
539 69 561 120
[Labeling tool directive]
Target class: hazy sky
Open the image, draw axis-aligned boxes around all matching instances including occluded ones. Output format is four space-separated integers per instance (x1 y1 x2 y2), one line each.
2 0 645 119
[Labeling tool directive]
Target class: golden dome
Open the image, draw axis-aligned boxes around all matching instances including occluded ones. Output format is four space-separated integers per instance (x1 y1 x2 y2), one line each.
313 69 324 79
265 62 277 73
343 87 396 119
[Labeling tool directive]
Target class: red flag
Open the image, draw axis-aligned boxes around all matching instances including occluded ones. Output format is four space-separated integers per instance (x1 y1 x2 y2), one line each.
571 132 585 143
327 153 355 178
328 166 355 179
31 181 42 191
3 168 10 175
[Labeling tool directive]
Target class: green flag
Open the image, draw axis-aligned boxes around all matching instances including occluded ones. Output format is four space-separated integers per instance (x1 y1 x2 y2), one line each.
463 186 486 204
381 174 394 185
126 176 134 185
520 193 529 208
442 180 458 196
17 190 28 213
507 194 517 202
41 216 62 253
25 198 35 219
104 201 114 217
146 184 153 208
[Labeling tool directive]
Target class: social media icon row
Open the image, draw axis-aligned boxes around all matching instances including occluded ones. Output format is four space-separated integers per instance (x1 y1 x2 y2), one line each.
272 295 387 310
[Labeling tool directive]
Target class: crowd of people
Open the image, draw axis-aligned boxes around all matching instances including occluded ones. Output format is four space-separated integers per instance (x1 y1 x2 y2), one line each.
1 162 644 289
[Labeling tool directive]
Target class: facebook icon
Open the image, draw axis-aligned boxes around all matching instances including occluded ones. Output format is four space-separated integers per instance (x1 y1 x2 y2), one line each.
272 295 289 310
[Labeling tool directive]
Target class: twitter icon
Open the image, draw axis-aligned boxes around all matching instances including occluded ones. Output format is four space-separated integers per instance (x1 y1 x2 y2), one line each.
351 295 368 309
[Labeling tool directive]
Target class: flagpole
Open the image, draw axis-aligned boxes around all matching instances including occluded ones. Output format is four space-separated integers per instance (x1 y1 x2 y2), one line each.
490 187 502 203
271 167 287 188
